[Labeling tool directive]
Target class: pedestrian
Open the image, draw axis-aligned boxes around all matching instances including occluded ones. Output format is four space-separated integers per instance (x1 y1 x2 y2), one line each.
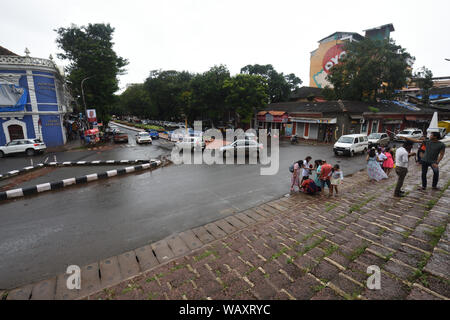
313 160 323 192
319 160 333 196
290 160 302 192
394 141 415 197
382 147 394 176
301 176 319 195
301 156 313 184
330 164 344 196
367 148 388 182
402 132 446 190
377 146 387 166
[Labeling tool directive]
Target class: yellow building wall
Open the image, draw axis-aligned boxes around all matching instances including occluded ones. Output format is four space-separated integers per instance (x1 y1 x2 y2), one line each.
309 40 346 88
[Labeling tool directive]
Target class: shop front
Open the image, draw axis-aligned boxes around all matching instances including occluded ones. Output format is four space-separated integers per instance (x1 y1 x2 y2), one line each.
257 111 289 135
290 117 337 140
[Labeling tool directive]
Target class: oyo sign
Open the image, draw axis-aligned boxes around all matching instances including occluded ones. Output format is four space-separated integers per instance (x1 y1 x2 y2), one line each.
322 44 346 74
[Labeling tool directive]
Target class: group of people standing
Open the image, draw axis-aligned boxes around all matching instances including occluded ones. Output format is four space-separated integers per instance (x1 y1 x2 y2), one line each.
366 146 395 182
394 132 446 197
290 156 344 197
365 131 446 198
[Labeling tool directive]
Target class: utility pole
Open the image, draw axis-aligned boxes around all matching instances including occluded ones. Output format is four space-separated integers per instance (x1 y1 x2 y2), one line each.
81 76 94 129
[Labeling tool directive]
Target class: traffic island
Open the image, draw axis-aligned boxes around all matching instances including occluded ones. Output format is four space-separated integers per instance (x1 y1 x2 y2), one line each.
0 159 164 202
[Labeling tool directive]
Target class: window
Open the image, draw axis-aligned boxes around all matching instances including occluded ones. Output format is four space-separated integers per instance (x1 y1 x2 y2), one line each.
354 138 358 144
359 137 364 142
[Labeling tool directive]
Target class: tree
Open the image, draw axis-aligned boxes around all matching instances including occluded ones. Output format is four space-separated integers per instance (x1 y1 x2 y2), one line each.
223 74 269 126
118 84 156 117
55 23 128 121
240 64 302 103
414 66 433 104
144 70 193 121
189 65 231 123
327 38 414 101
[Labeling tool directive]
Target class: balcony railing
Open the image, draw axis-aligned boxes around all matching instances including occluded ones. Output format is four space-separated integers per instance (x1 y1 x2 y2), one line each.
0 55 57 69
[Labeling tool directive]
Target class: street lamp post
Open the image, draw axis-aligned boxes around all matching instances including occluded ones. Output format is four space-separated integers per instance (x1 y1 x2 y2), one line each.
81 76 94 129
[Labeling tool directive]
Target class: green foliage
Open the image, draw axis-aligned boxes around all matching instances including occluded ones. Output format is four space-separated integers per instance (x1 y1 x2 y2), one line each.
240 64 302 103
55 23 128 121
327 38 414 101
322 85 337 101
223 74 269 124
414 66 434 104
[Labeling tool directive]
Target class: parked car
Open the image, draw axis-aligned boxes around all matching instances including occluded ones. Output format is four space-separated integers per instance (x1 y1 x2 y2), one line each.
395 128 423 141
333 134 368 157
135 132 152 144
0 138 46 157
220 139 263 157
175 136 205 151
146 129 160 140
368 132 390 147
113 131 129 143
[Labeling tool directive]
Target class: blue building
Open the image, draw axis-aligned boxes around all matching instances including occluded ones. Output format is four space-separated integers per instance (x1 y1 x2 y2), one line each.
0 46 72 147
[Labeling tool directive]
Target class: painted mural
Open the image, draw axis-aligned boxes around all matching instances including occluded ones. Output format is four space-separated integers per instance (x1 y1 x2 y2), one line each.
310 41 346 88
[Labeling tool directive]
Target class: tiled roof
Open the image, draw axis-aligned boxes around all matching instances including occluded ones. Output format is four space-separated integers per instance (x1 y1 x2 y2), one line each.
0 45 18 56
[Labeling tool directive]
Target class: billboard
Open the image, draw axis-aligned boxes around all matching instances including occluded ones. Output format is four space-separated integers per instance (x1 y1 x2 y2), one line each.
310 41 346 88
86 109 97 123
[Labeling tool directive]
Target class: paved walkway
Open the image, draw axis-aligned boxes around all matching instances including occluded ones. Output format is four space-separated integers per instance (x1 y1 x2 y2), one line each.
2 156 449 300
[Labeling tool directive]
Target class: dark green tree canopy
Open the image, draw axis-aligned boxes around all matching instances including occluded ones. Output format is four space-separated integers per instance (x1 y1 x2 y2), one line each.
223 74 269 125
240 64 302 103
55 23 128 120
327 38 414 102
413 66 433 104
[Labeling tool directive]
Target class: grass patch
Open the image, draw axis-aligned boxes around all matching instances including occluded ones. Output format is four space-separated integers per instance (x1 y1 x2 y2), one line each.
193 250 219 262
349 196 376 213
325 203 338 212
424 225 446 247
348 243 369 262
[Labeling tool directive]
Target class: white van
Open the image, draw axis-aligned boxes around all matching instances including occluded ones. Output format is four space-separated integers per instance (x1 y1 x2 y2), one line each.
333 134 368 157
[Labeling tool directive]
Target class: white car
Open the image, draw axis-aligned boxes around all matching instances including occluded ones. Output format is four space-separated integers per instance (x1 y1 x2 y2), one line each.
175 136 205 150
333 134 368 157
0 139 46 157
135 132 152 144
220 139 263 156
395 128 423 141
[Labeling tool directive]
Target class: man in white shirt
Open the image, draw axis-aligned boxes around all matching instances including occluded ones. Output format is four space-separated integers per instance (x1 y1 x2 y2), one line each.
394 141 415 197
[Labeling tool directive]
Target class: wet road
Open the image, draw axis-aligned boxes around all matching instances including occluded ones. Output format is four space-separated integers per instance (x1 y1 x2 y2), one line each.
0 132 370 289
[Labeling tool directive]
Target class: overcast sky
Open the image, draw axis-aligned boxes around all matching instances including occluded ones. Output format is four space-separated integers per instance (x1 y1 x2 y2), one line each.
2 0 450 92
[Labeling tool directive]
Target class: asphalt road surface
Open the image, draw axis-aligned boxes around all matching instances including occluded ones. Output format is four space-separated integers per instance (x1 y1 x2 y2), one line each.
0 131 372 289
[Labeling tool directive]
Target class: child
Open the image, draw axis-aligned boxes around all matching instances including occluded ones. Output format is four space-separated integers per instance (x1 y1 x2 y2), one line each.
382 147 394 175
330 164 344 196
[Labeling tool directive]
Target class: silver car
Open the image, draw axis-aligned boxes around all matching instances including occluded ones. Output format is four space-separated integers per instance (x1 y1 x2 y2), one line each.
368 133 390 147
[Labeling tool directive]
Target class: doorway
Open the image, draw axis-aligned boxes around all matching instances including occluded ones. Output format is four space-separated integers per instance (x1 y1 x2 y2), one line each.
8 124 24 140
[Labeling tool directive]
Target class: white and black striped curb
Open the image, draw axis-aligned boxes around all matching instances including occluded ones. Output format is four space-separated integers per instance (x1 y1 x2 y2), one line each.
0 160 162 201
110 121 144 132
0 160 154 181
0 163 46 181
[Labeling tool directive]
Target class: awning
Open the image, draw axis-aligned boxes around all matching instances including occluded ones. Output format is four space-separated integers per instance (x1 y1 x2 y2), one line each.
350 115 363 120
291 117 337 124
257 110 286 116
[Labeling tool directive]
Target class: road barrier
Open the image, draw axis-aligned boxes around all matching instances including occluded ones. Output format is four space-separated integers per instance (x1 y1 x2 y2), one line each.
0 159 162 202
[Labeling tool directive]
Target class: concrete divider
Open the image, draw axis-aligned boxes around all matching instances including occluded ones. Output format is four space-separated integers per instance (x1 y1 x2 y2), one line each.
0 159 162 202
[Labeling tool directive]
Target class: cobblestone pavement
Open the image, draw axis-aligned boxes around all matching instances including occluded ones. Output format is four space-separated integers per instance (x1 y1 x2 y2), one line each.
2 156 449 300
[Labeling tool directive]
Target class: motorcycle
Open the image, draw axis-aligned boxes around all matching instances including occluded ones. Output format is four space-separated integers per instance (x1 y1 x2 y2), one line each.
290 135 299 144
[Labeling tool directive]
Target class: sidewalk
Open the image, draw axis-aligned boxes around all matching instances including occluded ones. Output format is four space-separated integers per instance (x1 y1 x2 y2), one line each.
2 156 449 300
